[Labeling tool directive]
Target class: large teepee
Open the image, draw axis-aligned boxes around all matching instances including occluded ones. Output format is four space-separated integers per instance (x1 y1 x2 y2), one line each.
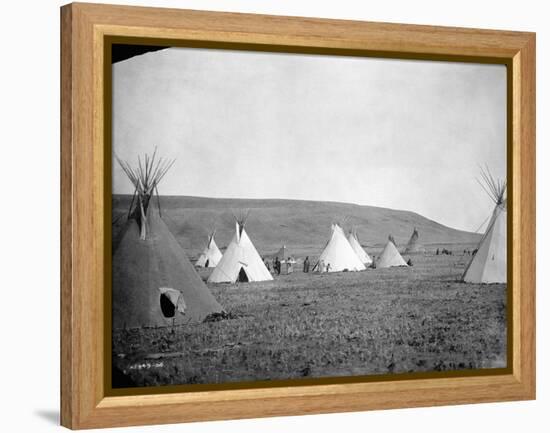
462 168 507 284
113 150 224 329
208 212 273 283
347 229 373 265
313 224 366 272
195 231 223 268
377 235 408 268
404 228 425 254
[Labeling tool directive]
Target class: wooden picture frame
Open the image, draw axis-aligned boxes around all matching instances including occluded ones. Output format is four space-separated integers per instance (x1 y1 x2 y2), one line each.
60 2 535 429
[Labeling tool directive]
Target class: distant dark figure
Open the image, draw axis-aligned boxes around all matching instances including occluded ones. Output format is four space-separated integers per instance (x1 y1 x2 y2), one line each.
473 248 478 256
275 257 281 275
407 258 413 266
303 256 310 273
436 248 439 255
326 263 331 273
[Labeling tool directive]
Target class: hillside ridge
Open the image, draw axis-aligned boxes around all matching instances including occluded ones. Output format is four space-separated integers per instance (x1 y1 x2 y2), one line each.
112 195 480 258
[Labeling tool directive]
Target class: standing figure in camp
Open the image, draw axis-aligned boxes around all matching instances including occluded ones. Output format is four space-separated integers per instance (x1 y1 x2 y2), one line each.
303 256 310 273
286 258 293 275
263 257 271 273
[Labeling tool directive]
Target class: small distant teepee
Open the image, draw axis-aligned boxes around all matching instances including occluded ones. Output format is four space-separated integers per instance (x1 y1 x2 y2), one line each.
208 211 273 283
404 228 425 254
462 168 507 284
196 231 223 268
113 150 224 328
313 223 366 272
377 235 408 268
347 229 373 265
269 245 296 263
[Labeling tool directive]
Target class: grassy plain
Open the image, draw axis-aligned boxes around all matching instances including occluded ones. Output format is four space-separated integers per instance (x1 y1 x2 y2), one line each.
112 246 506 387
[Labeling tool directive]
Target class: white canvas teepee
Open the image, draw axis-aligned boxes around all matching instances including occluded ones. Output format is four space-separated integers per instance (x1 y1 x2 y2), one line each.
314 224 366 272
347 229 372 265
195 231 222 268
377 235 408 268
208 214 273 283
462 169 507 284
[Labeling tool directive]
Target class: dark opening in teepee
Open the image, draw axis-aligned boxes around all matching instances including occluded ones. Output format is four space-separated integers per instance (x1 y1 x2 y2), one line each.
160 293 176 318
238 267 249 282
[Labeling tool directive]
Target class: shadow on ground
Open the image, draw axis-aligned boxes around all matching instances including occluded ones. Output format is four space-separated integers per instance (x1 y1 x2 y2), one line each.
35 409 58 425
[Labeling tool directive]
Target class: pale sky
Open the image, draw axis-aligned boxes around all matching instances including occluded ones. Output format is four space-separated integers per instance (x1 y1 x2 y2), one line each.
112 47 506 232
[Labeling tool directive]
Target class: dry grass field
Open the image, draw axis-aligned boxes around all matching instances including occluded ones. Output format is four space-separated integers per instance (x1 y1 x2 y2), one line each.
112 245 507 387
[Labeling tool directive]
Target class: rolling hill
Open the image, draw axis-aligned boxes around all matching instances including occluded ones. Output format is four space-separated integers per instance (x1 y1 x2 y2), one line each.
112 195 481 259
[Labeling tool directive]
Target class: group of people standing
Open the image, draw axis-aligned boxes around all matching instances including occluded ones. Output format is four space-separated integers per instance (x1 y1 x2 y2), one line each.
314 259 331 273
262 255 336 276
264 256 295 275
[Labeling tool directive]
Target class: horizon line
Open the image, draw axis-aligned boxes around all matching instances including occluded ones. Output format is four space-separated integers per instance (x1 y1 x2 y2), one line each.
112 193 480 235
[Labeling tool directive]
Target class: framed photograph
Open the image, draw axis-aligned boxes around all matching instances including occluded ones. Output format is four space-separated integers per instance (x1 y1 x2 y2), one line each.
60 3 535 429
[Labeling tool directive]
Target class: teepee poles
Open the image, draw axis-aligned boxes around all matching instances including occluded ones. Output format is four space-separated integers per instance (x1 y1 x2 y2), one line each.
476 164 506 205
115 147 175 240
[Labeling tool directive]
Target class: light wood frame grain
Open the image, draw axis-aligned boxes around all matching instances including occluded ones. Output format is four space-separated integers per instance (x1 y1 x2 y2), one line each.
60 2 535 429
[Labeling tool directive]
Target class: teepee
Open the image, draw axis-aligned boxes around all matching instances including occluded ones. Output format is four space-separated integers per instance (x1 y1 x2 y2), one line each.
462 168 507 284
269 245 296 263
347 229 373 265
377 235 408 268
208 211 273 283
195 231 223 268
404 228 425 254
313 223 366 272
112 150 224 329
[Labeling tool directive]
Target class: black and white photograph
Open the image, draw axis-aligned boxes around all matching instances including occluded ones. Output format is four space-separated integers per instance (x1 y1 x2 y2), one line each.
110 44 507 388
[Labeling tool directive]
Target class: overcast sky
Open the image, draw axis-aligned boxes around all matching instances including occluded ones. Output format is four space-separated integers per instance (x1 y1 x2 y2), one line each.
112 47 506 232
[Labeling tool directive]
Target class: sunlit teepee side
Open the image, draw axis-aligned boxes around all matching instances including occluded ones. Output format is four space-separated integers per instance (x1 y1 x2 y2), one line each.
313 223 366 272
377 235 408 268
462 168 507 284
208 210 273 283
347 228 372 265
196 230 223 268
